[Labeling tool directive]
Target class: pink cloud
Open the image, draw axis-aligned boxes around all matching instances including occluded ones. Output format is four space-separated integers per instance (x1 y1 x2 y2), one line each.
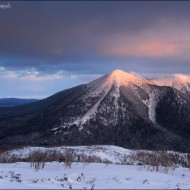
104 41 179 58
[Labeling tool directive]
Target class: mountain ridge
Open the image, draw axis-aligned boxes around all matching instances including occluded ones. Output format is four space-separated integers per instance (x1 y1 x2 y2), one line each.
0 98 39 107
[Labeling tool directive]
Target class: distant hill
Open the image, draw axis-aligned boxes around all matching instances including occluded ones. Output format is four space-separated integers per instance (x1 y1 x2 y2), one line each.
0 98 39 107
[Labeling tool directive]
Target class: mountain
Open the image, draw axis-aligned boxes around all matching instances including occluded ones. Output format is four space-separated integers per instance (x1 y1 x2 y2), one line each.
152 74 190 94
0 69 190 152
0 98 39 107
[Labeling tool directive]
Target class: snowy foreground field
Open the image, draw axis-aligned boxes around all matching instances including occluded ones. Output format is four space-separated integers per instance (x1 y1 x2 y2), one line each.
1 162 190 189
0 145 190 189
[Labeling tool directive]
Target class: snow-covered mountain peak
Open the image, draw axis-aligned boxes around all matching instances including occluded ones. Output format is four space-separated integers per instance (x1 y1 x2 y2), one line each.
172 74 190 82
152 73 190 94
153 73 190 84
110 69 127 76
105 69 151 87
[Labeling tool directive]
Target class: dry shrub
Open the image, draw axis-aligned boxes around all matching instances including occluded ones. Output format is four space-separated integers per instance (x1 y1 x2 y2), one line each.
0 148 7 155
28 150 46 171
187 153 190 170
79 153 102 163
0 152 24 163
0 148 9 163
130 150 190 173
45 149 63 162
63 149 73 168
28 149 71 170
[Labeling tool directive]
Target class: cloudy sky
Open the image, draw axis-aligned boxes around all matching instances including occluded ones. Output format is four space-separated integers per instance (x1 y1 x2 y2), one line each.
1 1 190 99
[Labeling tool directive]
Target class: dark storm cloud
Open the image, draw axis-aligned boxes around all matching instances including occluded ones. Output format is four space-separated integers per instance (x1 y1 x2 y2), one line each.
1 1 190 75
